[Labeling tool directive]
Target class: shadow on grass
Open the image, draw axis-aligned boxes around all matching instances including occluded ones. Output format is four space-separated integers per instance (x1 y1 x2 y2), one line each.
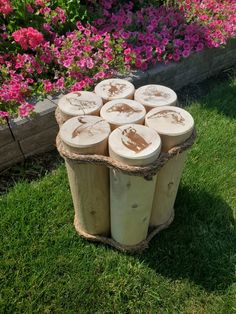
178 66 236 118
138 185 236 292
0 149 62 195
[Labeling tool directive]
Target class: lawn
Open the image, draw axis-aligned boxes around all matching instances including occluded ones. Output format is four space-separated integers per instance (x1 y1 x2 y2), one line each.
0 73 236 313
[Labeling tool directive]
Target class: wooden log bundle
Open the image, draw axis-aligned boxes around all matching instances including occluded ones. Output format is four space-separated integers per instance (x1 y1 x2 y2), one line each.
56 79 196 251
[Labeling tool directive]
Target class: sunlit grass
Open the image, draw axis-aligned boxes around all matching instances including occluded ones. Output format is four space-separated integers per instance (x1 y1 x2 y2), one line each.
1 74 236 313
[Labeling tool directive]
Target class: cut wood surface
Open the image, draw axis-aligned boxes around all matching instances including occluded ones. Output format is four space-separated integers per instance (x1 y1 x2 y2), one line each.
109 124 161 245
145 106 194 152
60 115 111 155
94 78 135 103
108 124 162 166
58 91 103 122
100 99 146 130
134 84 177 111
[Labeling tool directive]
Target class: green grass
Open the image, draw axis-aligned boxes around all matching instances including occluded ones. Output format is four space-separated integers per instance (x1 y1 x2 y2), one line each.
1 74 236 313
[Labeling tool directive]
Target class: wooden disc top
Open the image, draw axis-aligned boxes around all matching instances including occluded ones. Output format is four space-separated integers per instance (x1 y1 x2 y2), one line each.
60 116 111 149
94 79 135 102
100 99 146 127
109 124 161 166
134 85 177 109
145 106 194 136
58 91 103 117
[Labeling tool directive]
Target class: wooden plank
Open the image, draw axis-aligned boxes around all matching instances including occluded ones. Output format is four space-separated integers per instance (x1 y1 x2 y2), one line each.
0 124 15 147
10 99 57 141
0 141 24 171
19 125 59 157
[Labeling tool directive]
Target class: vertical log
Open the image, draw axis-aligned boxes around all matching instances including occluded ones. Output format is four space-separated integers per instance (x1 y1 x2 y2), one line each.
60 116 111 235
145 106 194 226
109 124 161 245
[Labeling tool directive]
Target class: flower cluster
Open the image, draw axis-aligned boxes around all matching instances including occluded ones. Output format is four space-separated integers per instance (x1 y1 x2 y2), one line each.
12 27 44 50
179 0 236 48
93 0 236 69
0 19 130 121
0 0 13 15
0 0 235 122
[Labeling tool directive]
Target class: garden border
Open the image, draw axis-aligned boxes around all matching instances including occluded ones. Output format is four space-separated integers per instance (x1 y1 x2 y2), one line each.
1 38 235 171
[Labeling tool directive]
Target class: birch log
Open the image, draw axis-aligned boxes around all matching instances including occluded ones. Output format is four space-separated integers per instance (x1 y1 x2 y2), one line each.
60 116 111 235
145 106 194 226
109 124 161 245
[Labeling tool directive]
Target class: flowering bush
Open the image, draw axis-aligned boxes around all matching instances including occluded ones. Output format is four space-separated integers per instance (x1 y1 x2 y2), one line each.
0 0 235 123
12 27 44 50
0 0 13 15
92 0 236 68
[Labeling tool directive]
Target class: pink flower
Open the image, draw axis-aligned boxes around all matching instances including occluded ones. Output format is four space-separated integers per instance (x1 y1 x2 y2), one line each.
0 0 13 15
76 21 85 31
35 0 45 7
55 7 66 23
43 23 51 32
77 59 87 69
94 71 106 80
43 80 54 93
162 38 169 46
173 54 180 62
19 102 34 117
86 58 94 69
125 55 132 63
0 111 9 118
196 42 204 52
124 48 131 56
26 4 34 13
70 80 86 92
199 14 209 21
172 20 178 27
182 50 190 58
12 27 44 50
84 29 91 37
55 77 64 89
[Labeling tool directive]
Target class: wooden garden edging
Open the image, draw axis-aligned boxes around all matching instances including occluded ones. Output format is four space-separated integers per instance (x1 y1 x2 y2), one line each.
0 38 236 171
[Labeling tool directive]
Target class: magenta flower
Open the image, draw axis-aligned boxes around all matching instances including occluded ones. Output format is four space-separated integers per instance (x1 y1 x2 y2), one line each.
43 80 54 93
18 102 34 117
86 58 95 69
26 4 34 14
0 111 9 118
182 50 190 58
12 27 44 50
0 0 13 15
